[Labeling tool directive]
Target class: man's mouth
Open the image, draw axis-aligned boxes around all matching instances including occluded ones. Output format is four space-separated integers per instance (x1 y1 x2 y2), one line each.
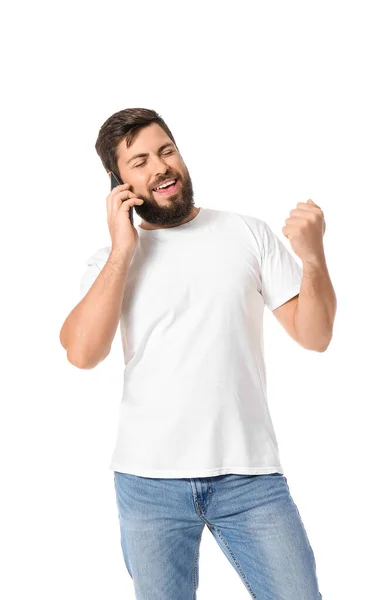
153 178 179 196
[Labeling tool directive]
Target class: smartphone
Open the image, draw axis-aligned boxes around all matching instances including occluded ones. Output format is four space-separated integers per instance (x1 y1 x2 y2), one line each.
110 171 134 226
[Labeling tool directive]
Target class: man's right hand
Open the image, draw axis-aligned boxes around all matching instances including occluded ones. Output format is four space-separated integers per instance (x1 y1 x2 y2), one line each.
106 182 144 253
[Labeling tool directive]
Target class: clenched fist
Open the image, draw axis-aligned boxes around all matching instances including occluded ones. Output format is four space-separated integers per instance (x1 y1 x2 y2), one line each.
282 199 326 264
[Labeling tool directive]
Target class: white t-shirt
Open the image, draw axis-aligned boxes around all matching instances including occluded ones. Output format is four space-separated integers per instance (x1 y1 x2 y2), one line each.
79 207 303 478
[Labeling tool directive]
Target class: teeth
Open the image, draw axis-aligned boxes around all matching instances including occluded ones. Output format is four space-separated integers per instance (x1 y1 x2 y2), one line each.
155 179 175 190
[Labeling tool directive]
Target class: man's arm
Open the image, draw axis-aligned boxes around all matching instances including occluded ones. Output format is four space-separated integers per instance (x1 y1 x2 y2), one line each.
272 256 337 352
59 247 134 369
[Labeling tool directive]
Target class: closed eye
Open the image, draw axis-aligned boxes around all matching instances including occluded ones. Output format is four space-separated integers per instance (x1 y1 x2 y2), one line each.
134 150 174 168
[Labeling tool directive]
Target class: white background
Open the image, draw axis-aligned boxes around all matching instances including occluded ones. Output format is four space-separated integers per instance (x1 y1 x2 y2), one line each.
1 1 384 598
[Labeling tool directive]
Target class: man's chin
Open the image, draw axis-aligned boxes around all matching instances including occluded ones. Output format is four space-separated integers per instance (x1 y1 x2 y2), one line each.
136 201 194 226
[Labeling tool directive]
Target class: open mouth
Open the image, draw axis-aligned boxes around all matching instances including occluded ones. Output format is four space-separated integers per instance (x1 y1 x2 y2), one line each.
153 179 179 196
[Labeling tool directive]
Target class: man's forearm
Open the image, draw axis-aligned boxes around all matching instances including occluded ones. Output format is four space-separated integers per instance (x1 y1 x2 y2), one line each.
61 248 134 368
294 254 337 352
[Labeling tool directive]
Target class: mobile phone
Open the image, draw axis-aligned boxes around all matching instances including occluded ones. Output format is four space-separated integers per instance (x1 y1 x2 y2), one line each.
110 171 134 226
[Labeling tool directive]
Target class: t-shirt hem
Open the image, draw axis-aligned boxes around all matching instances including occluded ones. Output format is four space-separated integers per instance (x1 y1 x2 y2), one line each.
109 463 284 478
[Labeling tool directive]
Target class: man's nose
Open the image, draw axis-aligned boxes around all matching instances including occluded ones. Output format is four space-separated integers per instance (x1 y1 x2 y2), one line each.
151 155 170 173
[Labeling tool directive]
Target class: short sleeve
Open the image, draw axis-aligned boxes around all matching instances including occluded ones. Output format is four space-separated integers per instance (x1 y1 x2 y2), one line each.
79 246 110 300
260 221 303 311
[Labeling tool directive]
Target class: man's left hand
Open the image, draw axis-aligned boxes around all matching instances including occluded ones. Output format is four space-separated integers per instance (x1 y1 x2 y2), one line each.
282 199 326 263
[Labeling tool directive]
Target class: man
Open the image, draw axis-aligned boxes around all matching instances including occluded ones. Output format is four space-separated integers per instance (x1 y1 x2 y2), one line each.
60 107 336 599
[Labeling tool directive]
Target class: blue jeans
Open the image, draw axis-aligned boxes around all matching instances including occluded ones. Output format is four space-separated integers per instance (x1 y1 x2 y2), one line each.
113 471 323 599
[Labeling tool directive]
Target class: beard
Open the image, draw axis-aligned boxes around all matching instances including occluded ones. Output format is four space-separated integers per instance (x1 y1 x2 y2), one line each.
131 169 195 227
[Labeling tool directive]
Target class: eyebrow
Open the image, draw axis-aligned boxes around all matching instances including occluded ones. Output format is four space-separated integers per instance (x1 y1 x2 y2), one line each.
125 142 175 165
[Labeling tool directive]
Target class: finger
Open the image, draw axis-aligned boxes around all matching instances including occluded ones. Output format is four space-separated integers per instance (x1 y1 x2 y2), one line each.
295 202 320 212
116 189 142 211
112 182 132 198
284 216 307 226
120 196 144 212
289 208 318 219
111 191 143 220
107 184 134 219
282 218 306 237
107 182 130 207
306 199 321 209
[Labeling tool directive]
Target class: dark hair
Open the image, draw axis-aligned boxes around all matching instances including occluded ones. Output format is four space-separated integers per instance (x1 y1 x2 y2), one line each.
95 108 178 180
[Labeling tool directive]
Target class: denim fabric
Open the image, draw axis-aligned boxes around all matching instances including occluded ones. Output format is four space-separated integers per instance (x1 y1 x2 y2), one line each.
114 471 323 599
